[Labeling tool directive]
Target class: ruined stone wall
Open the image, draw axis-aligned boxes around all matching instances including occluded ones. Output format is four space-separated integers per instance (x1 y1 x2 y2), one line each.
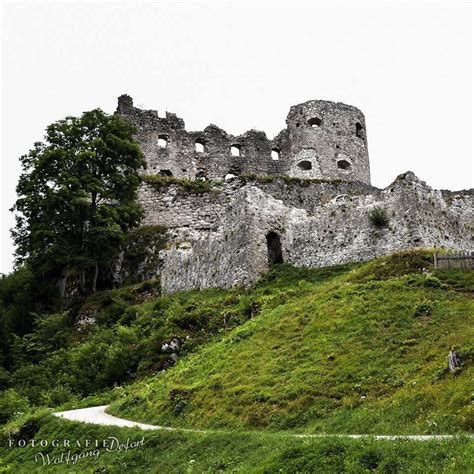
282 173 473 269
116 95 371 185
130 173 474 293
138 183 227 231
113 94 472 293
138 178 377 231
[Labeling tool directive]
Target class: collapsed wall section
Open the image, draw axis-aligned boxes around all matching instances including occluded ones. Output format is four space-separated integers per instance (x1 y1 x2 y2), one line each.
286 172 474 269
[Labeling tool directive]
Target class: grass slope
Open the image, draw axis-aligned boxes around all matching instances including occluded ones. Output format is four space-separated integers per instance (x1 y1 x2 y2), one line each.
109 251 474 435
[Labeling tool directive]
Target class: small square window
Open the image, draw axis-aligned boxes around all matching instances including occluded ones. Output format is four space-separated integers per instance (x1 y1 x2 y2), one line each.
195 141 205 153
231 145 241 157
158 136 168 148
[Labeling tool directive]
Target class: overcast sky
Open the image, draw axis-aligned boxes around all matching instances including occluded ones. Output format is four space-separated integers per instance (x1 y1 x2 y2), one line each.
1 1 472 275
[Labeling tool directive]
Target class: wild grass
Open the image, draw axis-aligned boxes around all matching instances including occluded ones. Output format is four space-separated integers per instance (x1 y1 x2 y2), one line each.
2 250 474 472
0 412 473 473
240 173 345 186
141 174 221 194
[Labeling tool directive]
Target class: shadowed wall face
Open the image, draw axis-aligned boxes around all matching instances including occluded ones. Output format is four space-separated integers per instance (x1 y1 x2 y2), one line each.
116 95 371 185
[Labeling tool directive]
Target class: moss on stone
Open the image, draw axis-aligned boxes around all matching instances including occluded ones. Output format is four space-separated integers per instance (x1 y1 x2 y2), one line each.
141 175 221 194
240 173 345 186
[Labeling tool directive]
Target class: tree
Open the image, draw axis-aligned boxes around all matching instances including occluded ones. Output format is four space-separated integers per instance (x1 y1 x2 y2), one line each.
11 109 146 296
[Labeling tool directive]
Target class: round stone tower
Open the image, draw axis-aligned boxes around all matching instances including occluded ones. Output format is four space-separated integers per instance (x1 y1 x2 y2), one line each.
282 100 370 184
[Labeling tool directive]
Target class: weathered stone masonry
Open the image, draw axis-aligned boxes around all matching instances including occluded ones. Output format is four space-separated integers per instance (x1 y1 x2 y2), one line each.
115 96 473 293
116 94 370 184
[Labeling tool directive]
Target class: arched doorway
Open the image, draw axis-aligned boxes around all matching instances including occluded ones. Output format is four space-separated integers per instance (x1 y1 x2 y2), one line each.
266 231 283 265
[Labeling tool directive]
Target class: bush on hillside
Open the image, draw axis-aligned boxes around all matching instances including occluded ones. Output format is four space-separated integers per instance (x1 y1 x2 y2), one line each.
0 389 29 424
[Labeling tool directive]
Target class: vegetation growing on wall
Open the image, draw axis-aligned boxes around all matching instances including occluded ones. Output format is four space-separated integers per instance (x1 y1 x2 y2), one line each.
141 174 221 194
241 173 345 186
368 207 390 228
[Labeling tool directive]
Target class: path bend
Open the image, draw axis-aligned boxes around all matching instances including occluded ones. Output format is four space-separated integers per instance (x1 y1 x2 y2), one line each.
53 406 473 441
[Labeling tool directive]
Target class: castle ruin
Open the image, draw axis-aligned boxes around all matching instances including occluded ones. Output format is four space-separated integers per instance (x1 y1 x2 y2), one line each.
116 94 370 184
115 95 474 293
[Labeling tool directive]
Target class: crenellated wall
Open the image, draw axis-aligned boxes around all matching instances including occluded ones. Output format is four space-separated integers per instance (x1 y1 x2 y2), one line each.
116 95 371 184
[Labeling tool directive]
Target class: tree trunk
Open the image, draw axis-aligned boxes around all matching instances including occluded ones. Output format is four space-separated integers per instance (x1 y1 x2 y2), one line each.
92 262 99 293
79 267 86 293
58 266 69 299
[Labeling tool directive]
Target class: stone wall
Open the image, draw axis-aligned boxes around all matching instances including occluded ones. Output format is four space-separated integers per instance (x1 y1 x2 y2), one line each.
284 100 370 183
116 95 371 185
132 172 474 293
138 183 227 231
113 94 472 293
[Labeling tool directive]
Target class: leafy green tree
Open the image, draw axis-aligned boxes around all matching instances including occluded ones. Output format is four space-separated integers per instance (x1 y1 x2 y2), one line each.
0 268 39 368
11 109 146 296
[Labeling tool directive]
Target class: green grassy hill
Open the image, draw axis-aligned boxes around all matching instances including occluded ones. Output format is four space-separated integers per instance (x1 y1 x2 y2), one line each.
109 251 474 435
1 250 473 473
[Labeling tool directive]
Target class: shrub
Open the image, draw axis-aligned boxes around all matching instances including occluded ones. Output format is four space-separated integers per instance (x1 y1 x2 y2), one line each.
0 389 29 424
413 300 434 318
424 276 441 288
44 385 75 406
359 447 382 470
0 367 9 390
368 207 389 228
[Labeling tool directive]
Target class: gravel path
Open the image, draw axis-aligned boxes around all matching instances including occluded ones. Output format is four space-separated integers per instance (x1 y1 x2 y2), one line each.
54 406 203 432
54 406 472 441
